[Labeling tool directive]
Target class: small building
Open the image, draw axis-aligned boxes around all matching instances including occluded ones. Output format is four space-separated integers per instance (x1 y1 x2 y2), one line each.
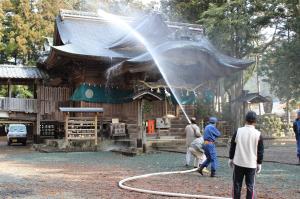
0 64 72 142
235 90 270 117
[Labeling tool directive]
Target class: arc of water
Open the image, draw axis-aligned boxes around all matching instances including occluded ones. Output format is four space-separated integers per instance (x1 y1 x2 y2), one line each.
98 9 191 123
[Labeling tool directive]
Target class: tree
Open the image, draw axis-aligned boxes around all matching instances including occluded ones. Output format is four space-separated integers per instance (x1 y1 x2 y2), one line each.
161 0 211 22
261 0 300 100
262 38 300 101
0 0 45 64
0 2 4 54
260 1 300 97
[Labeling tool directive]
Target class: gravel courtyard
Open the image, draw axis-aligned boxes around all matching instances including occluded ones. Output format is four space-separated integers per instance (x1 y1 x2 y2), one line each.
0 138 299 199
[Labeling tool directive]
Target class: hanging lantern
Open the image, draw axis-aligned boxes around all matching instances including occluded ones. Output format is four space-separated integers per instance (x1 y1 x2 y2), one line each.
165 89 171 97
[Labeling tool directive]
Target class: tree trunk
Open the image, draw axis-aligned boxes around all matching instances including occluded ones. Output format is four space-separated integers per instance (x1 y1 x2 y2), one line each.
286 99 290 135
231 72 244 131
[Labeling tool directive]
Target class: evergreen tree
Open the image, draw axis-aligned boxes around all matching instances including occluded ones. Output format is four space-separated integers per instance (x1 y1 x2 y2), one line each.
0 0 42 64
261 1 300 102
161 0 224 23
0 2 4 54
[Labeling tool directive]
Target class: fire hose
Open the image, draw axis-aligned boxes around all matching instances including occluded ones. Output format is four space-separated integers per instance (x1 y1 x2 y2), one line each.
119 168 232 199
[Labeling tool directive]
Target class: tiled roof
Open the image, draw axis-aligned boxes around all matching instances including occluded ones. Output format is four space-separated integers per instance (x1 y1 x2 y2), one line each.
234 92 270 103
0 65 47 79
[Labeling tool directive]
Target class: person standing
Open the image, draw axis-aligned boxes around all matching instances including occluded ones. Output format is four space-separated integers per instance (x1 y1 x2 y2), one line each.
228 111 264 199
198 117 221 177
293 110 300 164
185 117 201 167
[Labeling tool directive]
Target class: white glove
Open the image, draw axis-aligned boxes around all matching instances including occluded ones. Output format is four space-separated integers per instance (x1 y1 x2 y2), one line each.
228 159 234 168
256 164 262 174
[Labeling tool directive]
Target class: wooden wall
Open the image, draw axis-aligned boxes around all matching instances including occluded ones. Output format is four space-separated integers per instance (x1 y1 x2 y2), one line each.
80 101 138 123
38 84 178 128
39 86 72 122
80 100 173 124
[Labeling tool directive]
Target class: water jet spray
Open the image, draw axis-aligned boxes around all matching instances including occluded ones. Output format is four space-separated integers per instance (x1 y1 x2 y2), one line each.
98 9 192 124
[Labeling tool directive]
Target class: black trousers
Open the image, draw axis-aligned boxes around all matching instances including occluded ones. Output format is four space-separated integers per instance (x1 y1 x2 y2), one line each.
232 165 256 199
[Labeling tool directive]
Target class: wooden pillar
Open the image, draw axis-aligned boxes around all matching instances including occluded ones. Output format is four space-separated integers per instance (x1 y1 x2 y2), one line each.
8 79 12 111
65 112 69 142
165 97 168 116
35 81 41 143
137 100 143 148
8 80 12 98
141 99 147 152
95 112 98 146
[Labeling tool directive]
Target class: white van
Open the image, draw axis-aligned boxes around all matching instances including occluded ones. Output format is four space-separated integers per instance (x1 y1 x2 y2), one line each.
7 124 27 146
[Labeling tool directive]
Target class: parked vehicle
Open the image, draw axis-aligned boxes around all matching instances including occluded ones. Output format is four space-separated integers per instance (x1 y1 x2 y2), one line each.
7 124 27 146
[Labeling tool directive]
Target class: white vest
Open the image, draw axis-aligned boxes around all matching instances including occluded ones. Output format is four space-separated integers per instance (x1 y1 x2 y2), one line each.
233 125 261 168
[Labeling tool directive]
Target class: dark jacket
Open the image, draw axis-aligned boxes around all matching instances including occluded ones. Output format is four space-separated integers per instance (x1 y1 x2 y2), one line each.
293 118 300 140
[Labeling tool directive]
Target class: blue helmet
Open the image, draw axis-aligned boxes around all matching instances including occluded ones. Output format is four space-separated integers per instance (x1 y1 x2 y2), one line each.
209 117 218 124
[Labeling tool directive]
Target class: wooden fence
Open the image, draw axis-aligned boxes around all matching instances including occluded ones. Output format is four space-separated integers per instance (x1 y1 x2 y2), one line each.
0 97 37 113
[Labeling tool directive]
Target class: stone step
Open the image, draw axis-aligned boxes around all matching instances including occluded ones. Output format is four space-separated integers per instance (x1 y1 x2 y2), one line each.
171 124 186 129
111 147 143 156
151 140 185 148
170 127 185 132
114 139 136 147
127 123 138 127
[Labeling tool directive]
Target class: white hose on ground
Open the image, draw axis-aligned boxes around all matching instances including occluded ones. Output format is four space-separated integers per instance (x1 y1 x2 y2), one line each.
119 168 232 199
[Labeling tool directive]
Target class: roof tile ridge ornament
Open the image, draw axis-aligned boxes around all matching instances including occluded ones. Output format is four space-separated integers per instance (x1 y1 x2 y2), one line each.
60 9 99 21
59 9 133 22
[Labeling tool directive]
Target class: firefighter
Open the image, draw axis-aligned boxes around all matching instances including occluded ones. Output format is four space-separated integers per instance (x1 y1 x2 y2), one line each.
198 117 221 177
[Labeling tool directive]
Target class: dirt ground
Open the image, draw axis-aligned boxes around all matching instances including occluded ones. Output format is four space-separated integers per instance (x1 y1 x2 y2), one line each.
0 137 299 199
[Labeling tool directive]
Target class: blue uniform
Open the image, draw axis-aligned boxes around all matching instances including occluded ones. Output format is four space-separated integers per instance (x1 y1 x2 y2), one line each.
293 119 300 158
202 124 221 172
203 124 221 142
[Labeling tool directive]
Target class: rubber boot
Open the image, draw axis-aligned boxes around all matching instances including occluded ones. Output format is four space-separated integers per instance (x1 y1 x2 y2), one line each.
198 165 204 175
210 170 216 177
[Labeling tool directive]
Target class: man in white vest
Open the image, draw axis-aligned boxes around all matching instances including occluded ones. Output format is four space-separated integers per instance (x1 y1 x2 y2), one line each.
228 111 264 199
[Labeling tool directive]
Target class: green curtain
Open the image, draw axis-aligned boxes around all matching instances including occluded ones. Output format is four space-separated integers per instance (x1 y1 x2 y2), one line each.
70 84 133 104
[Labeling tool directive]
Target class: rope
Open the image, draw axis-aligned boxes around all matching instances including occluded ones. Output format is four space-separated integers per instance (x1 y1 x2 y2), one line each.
138 80 203 92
